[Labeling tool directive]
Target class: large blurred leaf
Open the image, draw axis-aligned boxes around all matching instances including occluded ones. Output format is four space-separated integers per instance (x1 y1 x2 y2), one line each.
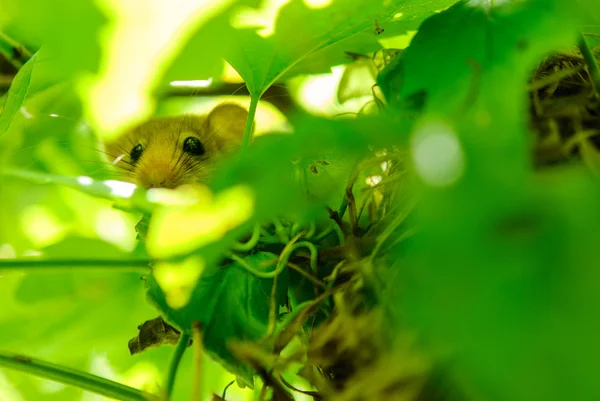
0 52 35 138
146 251 288 387
380 2 599 401
225 0 458 96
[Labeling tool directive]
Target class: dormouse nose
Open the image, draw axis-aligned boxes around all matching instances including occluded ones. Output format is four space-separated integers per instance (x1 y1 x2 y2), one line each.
139 162 177 189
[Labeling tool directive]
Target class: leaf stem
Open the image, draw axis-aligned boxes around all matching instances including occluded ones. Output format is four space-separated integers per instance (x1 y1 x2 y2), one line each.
241 93 259 149
578 32 600 96
0 259 151 272
0 351 160 401
164 333 191 399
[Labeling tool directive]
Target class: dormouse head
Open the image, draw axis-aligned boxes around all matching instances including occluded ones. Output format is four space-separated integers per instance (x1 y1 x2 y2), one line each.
103 103 248 189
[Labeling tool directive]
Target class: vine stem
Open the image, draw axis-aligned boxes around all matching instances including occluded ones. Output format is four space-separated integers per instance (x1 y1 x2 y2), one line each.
228 231 305 278
232 224 261 252
578 32 600 96
164 333 191 399
0 259 151 272
241 93 260 150
0 351 160 401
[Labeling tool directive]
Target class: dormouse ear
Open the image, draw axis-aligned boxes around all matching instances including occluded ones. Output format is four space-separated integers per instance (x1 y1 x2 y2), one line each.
206 103 249 150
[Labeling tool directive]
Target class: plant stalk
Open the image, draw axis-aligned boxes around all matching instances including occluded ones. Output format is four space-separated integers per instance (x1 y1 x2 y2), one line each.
0 351 161 401
164 332 191 399
0 259 151 272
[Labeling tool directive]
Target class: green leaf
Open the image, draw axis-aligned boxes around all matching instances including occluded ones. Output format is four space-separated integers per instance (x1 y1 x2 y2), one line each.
226 0 458 96
146 251 288 387
380 2 600 401
296 149 362 209
0 52 36 137
211 115 407 225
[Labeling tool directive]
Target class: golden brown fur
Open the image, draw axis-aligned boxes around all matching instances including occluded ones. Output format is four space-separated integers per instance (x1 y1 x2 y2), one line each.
103 103 248 189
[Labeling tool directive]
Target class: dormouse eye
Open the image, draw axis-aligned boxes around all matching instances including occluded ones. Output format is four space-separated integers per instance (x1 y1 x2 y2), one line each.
183 136 205 156
130 144 143 162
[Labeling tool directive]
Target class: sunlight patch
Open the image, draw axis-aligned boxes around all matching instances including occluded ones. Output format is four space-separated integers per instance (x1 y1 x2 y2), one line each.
0 371 25 401
104 180 137 198
153 256 204 308
77 176 94 186
146 184 212 206
19 106 33 119
20 206 66 248
411 120 465 188
122 361 162 394
39 380 66 394
147 185 255 258
80 352 119 401
83 0 237 139
466 0 512 10
232 0 291 37
0 244 16 259
95 209 136 252
169 78 213 88
304 0 333 9
366 175 382 186
299 66 345 113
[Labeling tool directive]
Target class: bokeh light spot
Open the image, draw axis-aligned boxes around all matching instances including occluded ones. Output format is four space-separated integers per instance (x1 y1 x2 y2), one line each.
411 120 465 188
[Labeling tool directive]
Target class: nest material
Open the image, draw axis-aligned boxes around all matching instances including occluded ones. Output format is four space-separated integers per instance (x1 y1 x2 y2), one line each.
529 47 600 168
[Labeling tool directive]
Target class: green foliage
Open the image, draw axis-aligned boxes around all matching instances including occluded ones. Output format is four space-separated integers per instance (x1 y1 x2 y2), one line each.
147 252 288 387
224 0 457 97
1 0 600 400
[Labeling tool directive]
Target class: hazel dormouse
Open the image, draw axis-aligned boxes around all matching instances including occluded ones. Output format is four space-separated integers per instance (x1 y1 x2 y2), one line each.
103 103 248 189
